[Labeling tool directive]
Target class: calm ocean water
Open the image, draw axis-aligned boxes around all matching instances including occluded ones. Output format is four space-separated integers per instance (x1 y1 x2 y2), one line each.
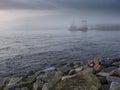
0 29 120 77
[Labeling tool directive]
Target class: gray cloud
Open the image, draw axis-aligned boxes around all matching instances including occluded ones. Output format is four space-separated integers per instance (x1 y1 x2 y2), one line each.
0 0 120 12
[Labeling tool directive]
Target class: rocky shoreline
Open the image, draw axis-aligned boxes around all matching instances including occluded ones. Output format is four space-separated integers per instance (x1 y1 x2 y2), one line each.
0 58 120 90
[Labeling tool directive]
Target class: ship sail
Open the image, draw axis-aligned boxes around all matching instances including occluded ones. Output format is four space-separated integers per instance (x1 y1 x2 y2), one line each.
69 20 88 31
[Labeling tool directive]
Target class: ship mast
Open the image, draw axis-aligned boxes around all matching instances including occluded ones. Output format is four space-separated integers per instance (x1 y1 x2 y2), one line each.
82 20 87 27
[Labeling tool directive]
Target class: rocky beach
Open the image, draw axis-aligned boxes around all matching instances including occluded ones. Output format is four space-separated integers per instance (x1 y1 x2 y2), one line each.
0 58 120 90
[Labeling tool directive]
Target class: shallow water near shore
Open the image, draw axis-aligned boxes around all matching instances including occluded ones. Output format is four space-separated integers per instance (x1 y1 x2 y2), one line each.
0 29 120 77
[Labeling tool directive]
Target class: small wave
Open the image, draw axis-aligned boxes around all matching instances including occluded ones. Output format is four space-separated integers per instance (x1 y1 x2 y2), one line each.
0 47 11 51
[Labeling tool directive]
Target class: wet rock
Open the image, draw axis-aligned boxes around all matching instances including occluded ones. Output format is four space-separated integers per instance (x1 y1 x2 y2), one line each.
15 87 21 90
36 71 55 83
33 72 55 90
3 77 10 85
93 64 105 74
99 85 110 90
101 66 118 73
43 67 55 73
61 74 78 81
97 76 108 85
60 65 72 75
0 84 5 90
6 77 23 87
17 81 33 89
55 68 101 90
42 83 48 90
4 84 16 90
110 58 120 63
33 78 44 90
69 63 74 67
33 82 39 90
100 59 112 67
88 58 104 73
68 69 76 75
89 58 101 66
107 76 120 83
68 67 83 75
47 71 62 89
74 64 79 68
109 82 120 90
96 72 109 77
112 62 120 66
4 75 33 90
109 68 120 77
21 87 29 90
89 63 94 67
34 71 62 90
4 77 23 90
75 67 83 72
41 71 62 90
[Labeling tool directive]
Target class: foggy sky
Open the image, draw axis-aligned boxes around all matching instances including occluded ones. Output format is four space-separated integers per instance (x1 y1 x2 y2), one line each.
0 0 120 12
0 0 120 29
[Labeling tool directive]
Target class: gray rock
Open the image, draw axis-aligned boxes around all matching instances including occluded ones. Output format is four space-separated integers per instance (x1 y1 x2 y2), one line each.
100 59 111 67
69 69 76 75
43 67 55 72
37 71 55 82
109 68 120 77
21 87 29 90
4 85 16 90
109 82 120 90
96 72 109 77
15 87 21 90
97 76 108 84
17 81 33 89
3 77 10 85
69 63 74 67
7 77 23 87
111 58 120 63
33 78 44 90
74 64 79 68
61 65 72 75
55 68 101 90
35 67 55 77
35 71 62 90
112 62 120 66
107 76 120 83
75 67 83 72
42 83 49 90
100 85 110 90
48 71 62 89
101 66 118 73
4 77 23 90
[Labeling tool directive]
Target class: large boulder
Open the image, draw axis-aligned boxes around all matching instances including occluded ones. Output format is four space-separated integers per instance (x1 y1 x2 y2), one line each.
0 84 5 90
6 77 23 87
60 65 72 75
88 58 105 73
42 83 49 90
109 82 120 90
33 80 44 90
107 76 120 83
42 71 63 90
100 59 112 67
55 68 101 90
21 87 29 90
96 66 118 77
4 74 35 90
33 71 55 90
109 68 120 77
4 77 23 90
33 71 63 90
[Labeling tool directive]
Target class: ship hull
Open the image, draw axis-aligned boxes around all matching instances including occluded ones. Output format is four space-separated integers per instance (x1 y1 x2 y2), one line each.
69 27 88 31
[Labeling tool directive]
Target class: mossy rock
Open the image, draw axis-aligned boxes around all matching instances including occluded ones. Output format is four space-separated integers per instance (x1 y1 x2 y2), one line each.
55 68 101 90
